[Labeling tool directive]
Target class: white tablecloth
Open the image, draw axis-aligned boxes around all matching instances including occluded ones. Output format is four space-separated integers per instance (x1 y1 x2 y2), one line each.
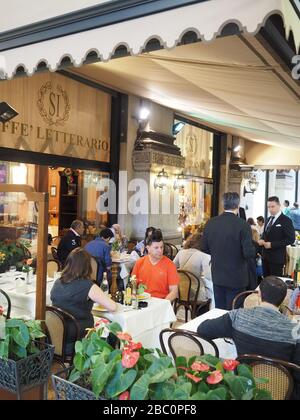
179 308 237 360
94 297 176 349
286 245 300 275
0 273 53 319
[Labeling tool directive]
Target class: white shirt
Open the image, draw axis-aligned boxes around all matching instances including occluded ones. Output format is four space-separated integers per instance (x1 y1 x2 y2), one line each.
266 211 282 230
70 228 80 237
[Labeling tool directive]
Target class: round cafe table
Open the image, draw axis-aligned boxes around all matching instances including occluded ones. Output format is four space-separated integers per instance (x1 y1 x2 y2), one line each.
286 245 300 275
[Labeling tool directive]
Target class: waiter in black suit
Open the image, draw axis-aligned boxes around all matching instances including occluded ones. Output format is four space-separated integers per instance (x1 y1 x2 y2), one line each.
258 196 295 277
57 219 84 267
202 192 255 310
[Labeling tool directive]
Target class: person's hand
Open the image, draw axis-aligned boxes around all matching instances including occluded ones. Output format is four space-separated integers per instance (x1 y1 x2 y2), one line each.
264 242 272 249
258 240 265 246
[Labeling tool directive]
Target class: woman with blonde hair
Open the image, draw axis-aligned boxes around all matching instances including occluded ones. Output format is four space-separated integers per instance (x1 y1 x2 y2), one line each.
173 232 213 307
51 248 117 353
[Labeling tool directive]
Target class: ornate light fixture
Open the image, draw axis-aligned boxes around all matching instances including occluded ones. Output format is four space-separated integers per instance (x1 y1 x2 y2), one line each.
173 171 186 190
154 168 169 189
243 173 259 195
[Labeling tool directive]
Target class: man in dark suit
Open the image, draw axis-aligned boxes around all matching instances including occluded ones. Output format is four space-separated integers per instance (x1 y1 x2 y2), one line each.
57 219 84 267
258 196 295 277
202 192 255 310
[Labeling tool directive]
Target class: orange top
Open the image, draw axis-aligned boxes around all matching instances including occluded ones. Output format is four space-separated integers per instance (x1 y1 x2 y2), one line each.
132 255 179 299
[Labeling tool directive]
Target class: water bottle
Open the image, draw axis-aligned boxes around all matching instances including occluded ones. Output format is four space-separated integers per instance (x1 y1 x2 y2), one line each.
101 273 109 295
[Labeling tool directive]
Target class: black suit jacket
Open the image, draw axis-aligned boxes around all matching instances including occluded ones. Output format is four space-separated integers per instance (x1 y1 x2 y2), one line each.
201 212 255 289
261 214 295 265
57 230 81 266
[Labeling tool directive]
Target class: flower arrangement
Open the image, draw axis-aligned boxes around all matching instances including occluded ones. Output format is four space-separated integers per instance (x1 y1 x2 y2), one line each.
64 319 272 400
0 240 31 273
63 168 80 185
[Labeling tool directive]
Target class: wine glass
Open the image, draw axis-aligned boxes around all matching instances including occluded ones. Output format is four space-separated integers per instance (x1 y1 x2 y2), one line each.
9 265 17 279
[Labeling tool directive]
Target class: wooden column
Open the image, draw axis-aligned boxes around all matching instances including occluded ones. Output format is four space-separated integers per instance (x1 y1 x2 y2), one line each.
34 165 49 193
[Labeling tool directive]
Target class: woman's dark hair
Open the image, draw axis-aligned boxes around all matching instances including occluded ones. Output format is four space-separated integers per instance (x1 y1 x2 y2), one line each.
247 218 256 226
100 228 114 240
256 216 265 223
60 248 92 284
260 276 287 307
145 229 163 246
144 227 156 242
184 233 203 251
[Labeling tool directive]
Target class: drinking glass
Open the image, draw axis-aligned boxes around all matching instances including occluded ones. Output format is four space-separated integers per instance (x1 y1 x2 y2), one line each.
9 266 17 279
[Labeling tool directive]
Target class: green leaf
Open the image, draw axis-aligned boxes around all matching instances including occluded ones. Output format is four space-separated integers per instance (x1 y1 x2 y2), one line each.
151 381 175 401
206 388 227 400
6 319 25 328
147 357 173 377
75 341 83 354
170 382 192 400
176 356 188 368
91 359 115 397
105 362 137 398
237 364 255 384
69 370 81 383
11 324 30 348
73 353 85 372
148 368 176 384
198 354 220 368
242 389 254 400
189 391 207 400
224 375 254 400
107 322 122 336
255 377 269 385
253 389 273 400
197 381 210 394
130 373 151 400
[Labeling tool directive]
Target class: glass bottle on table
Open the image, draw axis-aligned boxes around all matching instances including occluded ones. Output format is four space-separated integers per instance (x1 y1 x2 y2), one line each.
101 272 109 296
131 275 138 309
125 276 133 306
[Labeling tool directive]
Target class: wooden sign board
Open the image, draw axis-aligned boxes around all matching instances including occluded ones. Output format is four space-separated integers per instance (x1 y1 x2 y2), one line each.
0 72 111 162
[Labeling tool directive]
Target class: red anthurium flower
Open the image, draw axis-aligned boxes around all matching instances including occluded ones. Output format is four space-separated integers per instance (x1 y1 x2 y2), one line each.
207 370 223 385
117 332 133 342
191 362 210 372
223 360 240 371
0 306 3 315
122 351 140 368
119 391 130 400
185 373 202 383
95 318 109 328
177 366 188 372
126 341 142 351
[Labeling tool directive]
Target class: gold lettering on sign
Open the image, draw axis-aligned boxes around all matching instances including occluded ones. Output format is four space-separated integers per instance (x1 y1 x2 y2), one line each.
37 81 70 126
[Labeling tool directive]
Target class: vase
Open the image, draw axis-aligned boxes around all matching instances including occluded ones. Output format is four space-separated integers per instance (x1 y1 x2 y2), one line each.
0 341 54 400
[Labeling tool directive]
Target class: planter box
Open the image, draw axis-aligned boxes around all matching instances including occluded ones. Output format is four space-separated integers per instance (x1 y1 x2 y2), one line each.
0 341 54 400
52 367 102 400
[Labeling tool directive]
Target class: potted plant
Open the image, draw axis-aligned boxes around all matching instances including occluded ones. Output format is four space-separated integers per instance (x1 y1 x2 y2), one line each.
0 309 54 400
52 319 272 400
0 239 31 273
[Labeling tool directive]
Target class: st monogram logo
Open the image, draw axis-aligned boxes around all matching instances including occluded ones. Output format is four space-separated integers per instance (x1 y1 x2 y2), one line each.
37 81 70 126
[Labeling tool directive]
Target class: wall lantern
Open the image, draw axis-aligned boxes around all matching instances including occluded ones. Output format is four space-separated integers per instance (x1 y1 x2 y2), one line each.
154 168 169 189
174 171 186 190
243 173 259 195
0 101 18 123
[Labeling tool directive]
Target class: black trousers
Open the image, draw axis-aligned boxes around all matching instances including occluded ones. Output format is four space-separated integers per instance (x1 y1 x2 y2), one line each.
213 285 246 310
262 259 284 277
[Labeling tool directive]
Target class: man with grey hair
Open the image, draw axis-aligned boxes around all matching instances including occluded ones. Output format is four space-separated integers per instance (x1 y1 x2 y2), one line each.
57 219 84 267
202 192 255 310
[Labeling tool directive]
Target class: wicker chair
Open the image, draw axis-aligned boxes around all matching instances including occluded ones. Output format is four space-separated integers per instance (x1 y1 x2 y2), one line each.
90 256 99 283
45 305 80 369
174 269 210 322
163 242 174 260
47 260 60 278
237 354 300 400
159 328 219 360
0 289 11 319
232 290 259 310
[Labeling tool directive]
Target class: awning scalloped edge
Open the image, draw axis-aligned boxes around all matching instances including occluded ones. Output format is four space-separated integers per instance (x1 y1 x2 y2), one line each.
0 0 298 80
